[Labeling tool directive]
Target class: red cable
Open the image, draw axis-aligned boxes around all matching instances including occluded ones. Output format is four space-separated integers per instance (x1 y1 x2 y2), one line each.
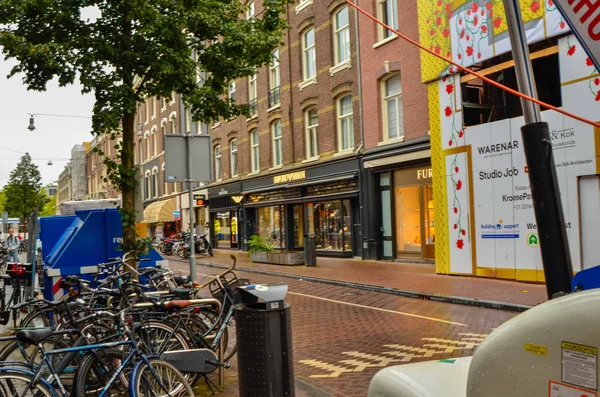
346 0 600 129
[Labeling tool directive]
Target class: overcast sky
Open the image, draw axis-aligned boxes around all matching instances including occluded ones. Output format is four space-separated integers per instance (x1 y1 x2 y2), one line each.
0 58 95 188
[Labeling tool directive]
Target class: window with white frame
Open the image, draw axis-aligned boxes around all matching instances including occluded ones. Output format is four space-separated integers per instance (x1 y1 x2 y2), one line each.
337 95 354 151
383 74 404 141
145 100 149 122
152 98 156 119
162 163 167 196
272 121 283 167
161 121 166 138
170 115 177 134
138 139 143 164
144 132 150 160
248 72 258 116
170 92 175 104
334 7 351 65
377 0 398 40
230 139 238 177
305 108 319 159
214 145 222 181
251 130 260 173
229 81 236 101
161 96 166 110
302 28 316 81
247 0 255 18
144 171 151 199
153 128 158 156
152 167 158 198
269 50 280 107
185 108 192 133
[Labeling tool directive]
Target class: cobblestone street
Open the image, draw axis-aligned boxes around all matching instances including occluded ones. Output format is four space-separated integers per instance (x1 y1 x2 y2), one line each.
169 258 518 397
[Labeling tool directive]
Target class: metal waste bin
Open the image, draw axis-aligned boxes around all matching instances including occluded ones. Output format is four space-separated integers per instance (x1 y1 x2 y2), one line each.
304 234 317 267
234 283 295 397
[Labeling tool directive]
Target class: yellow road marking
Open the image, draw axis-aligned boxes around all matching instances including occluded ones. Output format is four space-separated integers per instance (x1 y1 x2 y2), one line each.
287 291 466 326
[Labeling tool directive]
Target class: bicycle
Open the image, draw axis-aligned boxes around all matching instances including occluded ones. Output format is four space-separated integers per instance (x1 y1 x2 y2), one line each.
0 310 194 397
0 263 32 327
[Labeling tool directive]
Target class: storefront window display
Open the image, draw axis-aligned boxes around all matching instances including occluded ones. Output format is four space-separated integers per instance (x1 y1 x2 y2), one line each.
215 212 231 249
309 200 352 251
257 206 285 249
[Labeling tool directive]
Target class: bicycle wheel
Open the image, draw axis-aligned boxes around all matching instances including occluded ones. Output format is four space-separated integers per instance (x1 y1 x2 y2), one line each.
131 359 194 397
74 348 130 397
0 370 55 396
19 307 55 328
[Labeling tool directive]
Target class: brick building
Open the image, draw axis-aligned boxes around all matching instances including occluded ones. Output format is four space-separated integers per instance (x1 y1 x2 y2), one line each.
134 94 182 240
86 135 120 200
207 0 363 256
356 0 431 261
56 165 72 213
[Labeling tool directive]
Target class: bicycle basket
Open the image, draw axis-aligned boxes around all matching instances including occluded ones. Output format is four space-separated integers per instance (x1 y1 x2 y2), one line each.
209 273 250 305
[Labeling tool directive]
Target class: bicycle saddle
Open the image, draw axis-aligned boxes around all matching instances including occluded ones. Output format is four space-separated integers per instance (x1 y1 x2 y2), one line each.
173 275 189 286
170 288 191 299
0 274 11 281
16 328 54 345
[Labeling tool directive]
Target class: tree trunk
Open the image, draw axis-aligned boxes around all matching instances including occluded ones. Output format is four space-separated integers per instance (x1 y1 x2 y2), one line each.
121 110 137 271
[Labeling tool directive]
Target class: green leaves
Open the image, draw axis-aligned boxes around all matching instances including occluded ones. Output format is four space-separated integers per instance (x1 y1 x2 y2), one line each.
3 153 45 223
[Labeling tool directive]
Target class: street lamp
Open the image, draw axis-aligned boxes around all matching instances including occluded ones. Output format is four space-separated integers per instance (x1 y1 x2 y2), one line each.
27 113 92 131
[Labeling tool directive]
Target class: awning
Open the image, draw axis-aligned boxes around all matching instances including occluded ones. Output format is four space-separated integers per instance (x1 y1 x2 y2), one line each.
143 198 177 223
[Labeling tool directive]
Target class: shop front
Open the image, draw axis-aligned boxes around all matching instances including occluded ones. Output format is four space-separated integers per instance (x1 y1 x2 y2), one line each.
179 188 209 236
142 197 178 242
362 139 433 261
208 183 242 250
241 158 361 257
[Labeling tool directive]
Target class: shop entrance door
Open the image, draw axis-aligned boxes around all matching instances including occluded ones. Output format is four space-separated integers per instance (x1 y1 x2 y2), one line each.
394 184 435 260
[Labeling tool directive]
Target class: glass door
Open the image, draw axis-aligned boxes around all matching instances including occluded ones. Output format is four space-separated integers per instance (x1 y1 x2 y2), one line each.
423 185 435 259
230 211 239 249
394 186 422 259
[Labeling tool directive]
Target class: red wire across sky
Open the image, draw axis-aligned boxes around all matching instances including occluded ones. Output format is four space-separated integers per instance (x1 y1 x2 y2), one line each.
345 0 600 129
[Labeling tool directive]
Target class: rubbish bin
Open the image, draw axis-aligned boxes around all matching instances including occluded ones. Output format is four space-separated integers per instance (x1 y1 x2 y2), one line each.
234 283 295 397
304 234 317 267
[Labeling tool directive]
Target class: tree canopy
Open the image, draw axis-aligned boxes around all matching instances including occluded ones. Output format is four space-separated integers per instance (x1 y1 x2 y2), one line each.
3 153 48 224
0 0 290 258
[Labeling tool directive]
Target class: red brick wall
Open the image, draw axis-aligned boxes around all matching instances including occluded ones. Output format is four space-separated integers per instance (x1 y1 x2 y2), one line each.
358 0 429 149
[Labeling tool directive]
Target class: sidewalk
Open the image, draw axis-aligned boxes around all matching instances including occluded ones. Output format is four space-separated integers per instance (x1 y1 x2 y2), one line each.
183 250 548 310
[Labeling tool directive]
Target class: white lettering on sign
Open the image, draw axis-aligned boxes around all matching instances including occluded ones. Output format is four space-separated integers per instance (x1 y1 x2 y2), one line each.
417 168 433 179
555 0 600 69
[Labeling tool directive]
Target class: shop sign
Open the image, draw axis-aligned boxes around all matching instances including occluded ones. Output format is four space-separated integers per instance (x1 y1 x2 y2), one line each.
218 188 228 196
232 195 244 204
394 166 433 187
273 170 306 184
173 210 181 221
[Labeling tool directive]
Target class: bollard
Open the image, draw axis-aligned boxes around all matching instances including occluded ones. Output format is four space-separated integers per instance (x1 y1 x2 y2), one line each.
235 283 295 397
304 234 317 267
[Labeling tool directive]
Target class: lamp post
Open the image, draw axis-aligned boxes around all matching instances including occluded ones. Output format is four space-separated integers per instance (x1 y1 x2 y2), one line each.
27 113 91 131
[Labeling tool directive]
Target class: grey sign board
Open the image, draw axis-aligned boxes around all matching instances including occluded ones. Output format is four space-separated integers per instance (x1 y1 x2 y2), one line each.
164 134 212 184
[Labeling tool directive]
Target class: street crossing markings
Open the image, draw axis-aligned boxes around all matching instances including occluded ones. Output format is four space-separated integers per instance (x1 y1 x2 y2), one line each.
287 291 467 326
299 334 487 378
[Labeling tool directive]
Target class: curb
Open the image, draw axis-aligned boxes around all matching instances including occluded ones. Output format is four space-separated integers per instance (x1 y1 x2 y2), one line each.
170 258 532 313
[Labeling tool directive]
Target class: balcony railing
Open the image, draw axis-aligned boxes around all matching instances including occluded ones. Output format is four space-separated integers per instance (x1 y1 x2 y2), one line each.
248 99 258 117
268 87 280 108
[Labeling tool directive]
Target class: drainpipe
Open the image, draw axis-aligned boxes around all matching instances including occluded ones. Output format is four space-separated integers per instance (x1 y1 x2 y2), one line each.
353 0 366 259
286 4 296 163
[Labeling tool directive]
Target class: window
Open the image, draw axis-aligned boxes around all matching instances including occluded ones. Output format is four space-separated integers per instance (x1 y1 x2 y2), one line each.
162 163 167 195
334 7 351 65
383 75 404 140
152 98 156 119
144 171 151 200
152 127 158 156
161 96 166 110
144 132 150 160
247 0 255 18
248 72 258 116
152 167 158 198
257 205 285 248
302 28 316 81
377 0 398 40
200 123 209 134
170 115 177 134
269 50 280 107
214 145 222 181
230 139 238 177
306 108 319 159
145 101 149 122
161 121 166 139
185 108 192 133
337 95 354 151
138 139 143 164
251 130 260 173
309 200 353 251
229 81 236 101
170 92 175 104
272 121 283 167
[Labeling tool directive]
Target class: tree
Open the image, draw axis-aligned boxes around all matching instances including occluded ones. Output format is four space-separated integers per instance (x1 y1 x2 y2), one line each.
39 189 57 217
0 0 290 266
3 154 48 227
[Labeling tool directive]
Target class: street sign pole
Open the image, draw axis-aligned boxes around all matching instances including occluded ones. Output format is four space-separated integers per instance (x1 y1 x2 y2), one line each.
186 133 196 282
503 0 573 298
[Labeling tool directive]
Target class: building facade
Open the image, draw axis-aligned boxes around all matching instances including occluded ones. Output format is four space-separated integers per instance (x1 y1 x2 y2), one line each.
134 93 184 240
56 164 72 213
356 0 431 261
86 135 120 200
206 0 363 257
71 143 89 201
